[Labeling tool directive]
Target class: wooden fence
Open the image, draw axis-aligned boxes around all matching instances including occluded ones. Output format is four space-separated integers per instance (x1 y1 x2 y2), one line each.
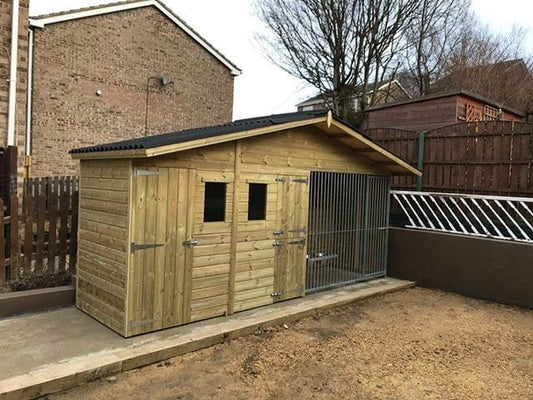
365 121 533 196
0 176 79 284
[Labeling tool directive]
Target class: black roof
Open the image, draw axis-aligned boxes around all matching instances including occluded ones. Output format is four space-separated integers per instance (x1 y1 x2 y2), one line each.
70 110 330 154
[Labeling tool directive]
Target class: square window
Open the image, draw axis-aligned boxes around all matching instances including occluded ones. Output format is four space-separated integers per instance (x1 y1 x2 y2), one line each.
204 182 226 222
248 183 267 220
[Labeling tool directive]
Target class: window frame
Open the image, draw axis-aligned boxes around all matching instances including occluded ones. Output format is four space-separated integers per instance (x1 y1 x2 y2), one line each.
247 182 268 221
203 181 227 223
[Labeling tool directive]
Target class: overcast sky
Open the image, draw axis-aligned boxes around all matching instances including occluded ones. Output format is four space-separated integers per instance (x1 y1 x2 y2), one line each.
30 0 533 120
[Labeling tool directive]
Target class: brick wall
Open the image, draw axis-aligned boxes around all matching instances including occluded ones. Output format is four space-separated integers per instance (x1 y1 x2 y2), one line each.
30 5 235 176
0 0 28 179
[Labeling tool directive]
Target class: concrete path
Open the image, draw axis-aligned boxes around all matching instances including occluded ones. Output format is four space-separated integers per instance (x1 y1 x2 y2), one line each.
0 277 414 400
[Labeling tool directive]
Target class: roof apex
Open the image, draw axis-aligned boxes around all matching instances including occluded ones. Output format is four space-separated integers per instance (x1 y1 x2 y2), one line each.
29 0 241 76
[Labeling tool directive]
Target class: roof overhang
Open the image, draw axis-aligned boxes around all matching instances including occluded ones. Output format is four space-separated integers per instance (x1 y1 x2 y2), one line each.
29 0 241 76
72 111 421 177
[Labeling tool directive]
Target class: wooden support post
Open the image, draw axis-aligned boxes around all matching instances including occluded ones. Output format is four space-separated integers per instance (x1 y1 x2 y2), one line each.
9 194 18 280
47 177 58 275
228 140 241 315
417 131 426 191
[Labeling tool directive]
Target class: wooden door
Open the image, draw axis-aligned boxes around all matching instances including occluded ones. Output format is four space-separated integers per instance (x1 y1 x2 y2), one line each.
274 175 310 301
128 167 195 336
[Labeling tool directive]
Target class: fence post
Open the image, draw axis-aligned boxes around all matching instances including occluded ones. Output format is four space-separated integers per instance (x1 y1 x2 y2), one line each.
417 131 426 191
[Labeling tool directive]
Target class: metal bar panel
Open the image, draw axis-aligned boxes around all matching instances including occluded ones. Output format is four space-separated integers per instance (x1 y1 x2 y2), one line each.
440 196 468 234
495 200 529 240
450 197 480 235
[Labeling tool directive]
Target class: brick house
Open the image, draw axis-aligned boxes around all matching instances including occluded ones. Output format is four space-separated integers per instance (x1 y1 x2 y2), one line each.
365 89 525 132
5 0 241 177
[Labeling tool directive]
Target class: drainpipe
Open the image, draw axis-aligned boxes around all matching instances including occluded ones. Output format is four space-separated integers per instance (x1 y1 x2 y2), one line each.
25 27 34 176
7 0 20 147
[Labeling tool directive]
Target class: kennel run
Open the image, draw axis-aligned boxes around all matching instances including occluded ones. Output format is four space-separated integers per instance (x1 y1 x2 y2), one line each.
70 110 420 337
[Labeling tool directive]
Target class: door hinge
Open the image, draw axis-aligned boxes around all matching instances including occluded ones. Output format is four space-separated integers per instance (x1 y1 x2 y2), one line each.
270 292 282 297
130 242 165 253
288 238 306 245
273 241 284 247
288 227 307 234
292 178 308 184
134 168 163 177
129 319 161 329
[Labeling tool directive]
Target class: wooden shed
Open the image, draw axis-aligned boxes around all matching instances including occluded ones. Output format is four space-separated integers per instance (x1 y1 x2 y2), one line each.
70 110 420 337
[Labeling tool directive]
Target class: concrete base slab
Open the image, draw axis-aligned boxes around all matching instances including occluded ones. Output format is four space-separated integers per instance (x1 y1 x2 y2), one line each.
0 277 414 400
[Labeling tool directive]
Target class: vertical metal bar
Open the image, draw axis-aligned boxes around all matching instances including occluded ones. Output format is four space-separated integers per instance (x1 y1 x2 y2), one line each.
362 175 370 278
384 177 391 276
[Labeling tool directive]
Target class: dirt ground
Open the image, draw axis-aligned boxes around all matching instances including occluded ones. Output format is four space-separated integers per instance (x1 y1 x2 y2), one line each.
49 287 533 400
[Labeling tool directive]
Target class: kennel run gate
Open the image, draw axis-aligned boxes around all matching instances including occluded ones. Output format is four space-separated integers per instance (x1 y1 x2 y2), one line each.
71 110 419 337
306 172 390 292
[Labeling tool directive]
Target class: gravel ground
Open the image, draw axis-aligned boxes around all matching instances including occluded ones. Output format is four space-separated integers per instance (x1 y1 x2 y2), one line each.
50 287 533 400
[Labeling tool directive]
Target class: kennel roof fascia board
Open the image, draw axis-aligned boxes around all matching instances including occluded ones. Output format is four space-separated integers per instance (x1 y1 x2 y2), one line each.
29 0 241 76
70 110 421 176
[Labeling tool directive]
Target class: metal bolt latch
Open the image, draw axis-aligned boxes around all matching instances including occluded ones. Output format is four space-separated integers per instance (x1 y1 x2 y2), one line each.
288 238 306 245
273 230 284 235
273 241 284 247
270 292 281 297
183 239 198 247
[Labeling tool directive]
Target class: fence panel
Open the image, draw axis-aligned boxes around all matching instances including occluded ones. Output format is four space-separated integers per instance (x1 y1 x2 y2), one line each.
365 121 533 196
1 176 79 285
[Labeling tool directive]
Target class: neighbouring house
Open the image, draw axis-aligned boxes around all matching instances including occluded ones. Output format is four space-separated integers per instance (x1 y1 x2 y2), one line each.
70 110 420 337
3 0 241 178
364 89 525 131
431 59 533 114
296 79 410 112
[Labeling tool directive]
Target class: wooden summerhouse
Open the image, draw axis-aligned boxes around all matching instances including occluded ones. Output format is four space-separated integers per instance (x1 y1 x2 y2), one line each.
71 110 420 337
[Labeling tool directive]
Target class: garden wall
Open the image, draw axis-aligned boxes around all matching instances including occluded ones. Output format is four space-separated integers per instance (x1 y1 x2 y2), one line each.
388 227 533 309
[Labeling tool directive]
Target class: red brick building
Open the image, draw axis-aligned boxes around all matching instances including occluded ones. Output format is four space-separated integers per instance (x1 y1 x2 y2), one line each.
365 89 524 132
5 0 241 177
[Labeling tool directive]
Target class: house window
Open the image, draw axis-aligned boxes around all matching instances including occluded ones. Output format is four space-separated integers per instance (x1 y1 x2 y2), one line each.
248 183 267 221
204 182 226 222
302 105 314 111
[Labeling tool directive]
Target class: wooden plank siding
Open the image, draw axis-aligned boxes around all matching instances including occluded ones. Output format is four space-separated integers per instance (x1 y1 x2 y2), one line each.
77 159 132 335
79 125 394 336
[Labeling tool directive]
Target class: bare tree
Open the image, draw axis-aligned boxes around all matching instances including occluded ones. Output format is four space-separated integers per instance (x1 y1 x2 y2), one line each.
433 25 533 111
402 0 472 96
255 0 418 122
